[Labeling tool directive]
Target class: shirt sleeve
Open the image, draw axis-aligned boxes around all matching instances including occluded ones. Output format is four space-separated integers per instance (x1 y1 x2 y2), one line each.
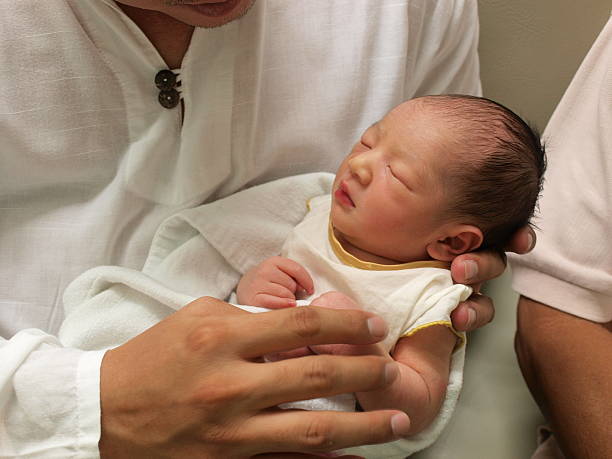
0 329 105 458
509 16 612 323
400 283 472 348
404 0 482 98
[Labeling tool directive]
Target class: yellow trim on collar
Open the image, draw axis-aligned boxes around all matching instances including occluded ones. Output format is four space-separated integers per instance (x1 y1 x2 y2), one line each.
328 224 451 271
400 320 466 350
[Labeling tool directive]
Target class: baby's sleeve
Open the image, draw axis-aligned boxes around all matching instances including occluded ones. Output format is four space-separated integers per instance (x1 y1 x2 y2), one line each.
399 283 472 349
344 281 472 457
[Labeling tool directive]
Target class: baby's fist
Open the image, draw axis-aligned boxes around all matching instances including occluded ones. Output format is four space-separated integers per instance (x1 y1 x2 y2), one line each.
236 256 314 309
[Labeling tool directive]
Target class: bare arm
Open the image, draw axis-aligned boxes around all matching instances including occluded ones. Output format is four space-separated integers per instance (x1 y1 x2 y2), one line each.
515 296 612 458
356 325 457 435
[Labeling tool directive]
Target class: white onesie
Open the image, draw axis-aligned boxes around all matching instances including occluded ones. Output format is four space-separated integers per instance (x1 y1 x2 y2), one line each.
283 195 471 352
281 195 472 457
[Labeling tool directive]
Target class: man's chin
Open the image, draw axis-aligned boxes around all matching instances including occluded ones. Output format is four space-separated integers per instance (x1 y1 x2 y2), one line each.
162 0 256 28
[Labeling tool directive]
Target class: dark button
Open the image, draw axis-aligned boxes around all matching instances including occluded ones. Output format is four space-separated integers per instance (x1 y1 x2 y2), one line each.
155 69 178 91
158 89 180 109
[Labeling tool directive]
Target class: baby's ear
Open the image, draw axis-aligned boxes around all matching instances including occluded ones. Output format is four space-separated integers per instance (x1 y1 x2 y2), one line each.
426 225 483 261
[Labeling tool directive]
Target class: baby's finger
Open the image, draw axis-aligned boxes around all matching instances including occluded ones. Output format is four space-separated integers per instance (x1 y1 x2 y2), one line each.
259 281 298 301
255 293 297 309
276 258 315 295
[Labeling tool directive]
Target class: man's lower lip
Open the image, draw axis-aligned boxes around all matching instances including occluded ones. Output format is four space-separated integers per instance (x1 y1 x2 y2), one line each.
334 188 355 207
182 0 239 17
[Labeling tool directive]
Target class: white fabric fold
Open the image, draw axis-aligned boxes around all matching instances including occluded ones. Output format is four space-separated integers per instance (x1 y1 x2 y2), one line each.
0 331 105 458
60 173 335 350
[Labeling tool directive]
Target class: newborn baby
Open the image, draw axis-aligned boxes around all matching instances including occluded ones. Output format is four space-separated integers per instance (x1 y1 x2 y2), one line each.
237 94 546 436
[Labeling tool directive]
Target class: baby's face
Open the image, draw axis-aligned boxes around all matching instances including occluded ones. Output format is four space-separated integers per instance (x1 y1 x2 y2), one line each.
331 100 451 263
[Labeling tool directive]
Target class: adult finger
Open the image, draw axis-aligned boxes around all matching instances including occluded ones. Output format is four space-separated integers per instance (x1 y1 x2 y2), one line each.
239 409 410 454
276 257 315 295
504 225 536 254
243 355 398 409
255 454 364 458
450 250 506 286
450 226 536 287
255 454 363 458
450 292 495 332
265 346 314 362
233 306 388 358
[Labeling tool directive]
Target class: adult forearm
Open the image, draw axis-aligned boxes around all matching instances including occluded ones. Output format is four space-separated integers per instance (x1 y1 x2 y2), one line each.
515 296 612 458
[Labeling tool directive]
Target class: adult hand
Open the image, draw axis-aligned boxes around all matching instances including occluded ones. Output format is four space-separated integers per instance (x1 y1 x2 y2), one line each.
99 297 410 458
450 225 536 332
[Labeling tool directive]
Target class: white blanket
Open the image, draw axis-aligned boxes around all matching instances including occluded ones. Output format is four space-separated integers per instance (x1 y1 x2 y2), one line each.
59 172 463 458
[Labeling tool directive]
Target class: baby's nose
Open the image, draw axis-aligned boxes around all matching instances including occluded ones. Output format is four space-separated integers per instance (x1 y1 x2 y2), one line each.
348 155 372 185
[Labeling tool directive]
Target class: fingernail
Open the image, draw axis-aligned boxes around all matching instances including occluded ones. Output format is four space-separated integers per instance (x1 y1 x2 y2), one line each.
367 317 388 339
527 231 535 251
384 362 399 384
391 413 411 437
463 260 478 282
467 307 476 330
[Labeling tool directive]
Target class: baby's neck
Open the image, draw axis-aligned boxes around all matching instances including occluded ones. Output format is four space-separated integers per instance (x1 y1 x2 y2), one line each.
333 229 430 265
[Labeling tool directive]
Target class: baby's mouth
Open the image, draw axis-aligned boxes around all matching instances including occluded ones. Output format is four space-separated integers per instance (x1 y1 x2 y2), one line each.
334 182 355 207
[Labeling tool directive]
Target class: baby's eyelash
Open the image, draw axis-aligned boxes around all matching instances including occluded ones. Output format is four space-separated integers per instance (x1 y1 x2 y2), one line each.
387 165 411 190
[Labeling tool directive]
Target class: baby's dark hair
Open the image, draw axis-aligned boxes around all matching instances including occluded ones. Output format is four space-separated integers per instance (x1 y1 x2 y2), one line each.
420 94 546 251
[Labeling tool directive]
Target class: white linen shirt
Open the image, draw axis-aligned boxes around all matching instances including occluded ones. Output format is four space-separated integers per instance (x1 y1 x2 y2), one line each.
0 0 481 456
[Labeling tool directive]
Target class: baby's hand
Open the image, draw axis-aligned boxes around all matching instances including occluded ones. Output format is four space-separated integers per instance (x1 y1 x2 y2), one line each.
237 256 314 309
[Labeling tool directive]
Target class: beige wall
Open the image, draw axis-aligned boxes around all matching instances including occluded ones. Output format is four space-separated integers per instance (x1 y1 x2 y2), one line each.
479 0 610 130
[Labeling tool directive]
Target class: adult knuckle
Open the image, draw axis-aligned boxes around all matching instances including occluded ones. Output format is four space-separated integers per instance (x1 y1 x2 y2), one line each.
185 320 230 353
201 423 243 447
303 357 335 392
184 295 218 315
299 418 335 449
288 307 322 338
195 382 244 408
